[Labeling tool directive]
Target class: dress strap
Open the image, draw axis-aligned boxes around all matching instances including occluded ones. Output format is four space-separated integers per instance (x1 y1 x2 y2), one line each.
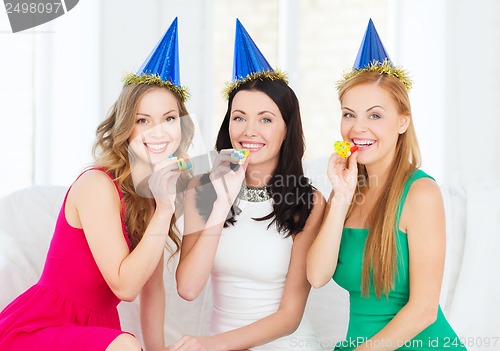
396 169 435 227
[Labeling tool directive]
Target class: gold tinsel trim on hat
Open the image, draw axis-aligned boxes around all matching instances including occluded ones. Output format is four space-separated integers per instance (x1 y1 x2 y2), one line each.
337 59 412 91
223 70 289 99
123 73 189 102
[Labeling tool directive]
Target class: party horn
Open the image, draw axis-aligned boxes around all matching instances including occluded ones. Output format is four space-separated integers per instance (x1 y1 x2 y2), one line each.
333 141 358 158
230 149 250 165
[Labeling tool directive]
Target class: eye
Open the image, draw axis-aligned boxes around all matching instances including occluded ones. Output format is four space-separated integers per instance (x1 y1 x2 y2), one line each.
136 117 148 124
369 114 381 120
165 116 177 123
232 116 245 122
343 113 354 119
261 117 272 123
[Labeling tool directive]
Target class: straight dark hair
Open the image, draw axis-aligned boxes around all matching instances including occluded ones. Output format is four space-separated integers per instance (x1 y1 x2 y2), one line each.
197 79 314 237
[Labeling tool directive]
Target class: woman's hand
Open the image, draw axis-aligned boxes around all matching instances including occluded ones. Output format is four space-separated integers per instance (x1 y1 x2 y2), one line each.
164 335 209 351
149 156 181 212
327 150 358 204
209 149 247 206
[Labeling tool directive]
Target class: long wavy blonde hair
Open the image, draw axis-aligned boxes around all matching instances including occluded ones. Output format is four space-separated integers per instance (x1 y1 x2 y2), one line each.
92 84 194 253
338 72 421 298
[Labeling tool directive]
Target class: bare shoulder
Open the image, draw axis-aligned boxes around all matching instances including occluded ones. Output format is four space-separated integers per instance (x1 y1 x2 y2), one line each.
406 177 443 209
69 169 119 204
401 177 445 233
65 169 121 227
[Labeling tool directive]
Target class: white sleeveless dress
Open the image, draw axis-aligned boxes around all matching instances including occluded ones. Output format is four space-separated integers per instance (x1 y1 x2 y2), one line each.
210 198 321 351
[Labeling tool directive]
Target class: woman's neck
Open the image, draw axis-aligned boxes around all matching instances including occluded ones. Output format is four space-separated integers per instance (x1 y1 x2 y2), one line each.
364 163 390 191
244 162 276 188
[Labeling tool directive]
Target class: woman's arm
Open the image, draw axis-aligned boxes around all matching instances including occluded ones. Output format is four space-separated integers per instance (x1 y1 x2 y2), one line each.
353 178 446 351
176 152 246 301
141 253 166 351
175 176 238 301
188 190 327 351
307 152 358 288
69 164 177 302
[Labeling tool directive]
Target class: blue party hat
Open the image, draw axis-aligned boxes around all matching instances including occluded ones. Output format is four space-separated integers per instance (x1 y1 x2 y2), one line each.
338 19 412 91
224 19 287 98
232 19 274 80
124 17 189 101
353 19 392 69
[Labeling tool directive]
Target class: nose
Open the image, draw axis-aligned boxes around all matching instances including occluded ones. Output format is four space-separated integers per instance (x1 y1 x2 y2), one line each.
352 117 368 133
244 120 257 137
148 123 166 138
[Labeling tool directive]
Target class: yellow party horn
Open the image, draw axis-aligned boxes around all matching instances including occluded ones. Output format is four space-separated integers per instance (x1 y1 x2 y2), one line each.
333 141 358 159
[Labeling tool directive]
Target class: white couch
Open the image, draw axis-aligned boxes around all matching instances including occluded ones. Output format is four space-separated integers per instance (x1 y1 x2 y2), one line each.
1 161 499 350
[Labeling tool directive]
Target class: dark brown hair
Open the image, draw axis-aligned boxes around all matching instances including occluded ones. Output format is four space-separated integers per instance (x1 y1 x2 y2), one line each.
198 78 315 236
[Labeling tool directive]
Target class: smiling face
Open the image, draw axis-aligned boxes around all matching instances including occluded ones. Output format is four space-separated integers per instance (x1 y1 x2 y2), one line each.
128 88 182 167
229 90 287 172
340 83 410 171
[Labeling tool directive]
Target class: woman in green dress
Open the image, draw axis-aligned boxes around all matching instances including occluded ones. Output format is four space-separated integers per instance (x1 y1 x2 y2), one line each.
306 20 466 351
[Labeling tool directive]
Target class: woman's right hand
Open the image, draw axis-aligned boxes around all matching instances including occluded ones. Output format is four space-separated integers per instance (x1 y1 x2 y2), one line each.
327 150 358 204
148 156 181 212
209 149 247 206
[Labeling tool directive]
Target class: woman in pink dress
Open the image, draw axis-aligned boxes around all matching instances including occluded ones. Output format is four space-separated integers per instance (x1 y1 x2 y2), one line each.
0 18 200 351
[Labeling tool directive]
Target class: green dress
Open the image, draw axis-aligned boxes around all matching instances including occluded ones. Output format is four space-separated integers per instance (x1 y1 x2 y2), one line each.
333 170 466 350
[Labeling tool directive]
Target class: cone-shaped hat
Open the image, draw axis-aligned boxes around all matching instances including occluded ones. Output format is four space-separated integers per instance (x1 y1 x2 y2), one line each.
138 17 181 86
224 19 287 98
353 18 392 69
232 19 274 80
124 17 188 101
338 19 412 91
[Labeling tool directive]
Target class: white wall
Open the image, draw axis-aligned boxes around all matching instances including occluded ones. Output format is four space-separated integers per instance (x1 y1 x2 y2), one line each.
396 0 500 185
1 0 499 195
0 0 213 196
447 0 500 184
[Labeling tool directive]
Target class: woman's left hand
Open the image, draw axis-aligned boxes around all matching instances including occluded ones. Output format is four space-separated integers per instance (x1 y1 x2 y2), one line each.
164 335 210 351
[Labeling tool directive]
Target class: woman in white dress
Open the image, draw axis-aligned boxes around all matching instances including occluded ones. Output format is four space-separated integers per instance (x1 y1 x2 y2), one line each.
168 20 325 351
172 74 326 350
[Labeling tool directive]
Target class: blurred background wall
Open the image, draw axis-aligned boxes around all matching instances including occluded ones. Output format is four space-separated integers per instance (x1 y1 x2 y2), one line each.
1 0 499 197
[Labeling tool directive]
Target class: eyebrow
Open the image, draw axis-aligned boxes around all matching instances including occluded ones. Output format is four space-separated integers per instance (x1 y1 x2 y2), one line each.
342 107 355 112
341 106 385 112
258 110 276 116
367 105 385 112
136 110 177 117
231 109 276 116
231 109 246 115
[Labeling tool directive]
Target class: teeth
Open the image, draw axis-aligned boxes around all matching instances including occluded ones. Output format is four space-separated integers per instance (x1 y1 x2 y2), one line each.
353 140 374 146
241 143 263 149
146 143 167 151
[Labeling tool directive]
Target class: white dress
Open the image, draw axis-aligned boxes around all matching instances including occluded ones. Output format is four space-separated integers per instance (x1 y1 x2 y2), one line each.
210 198 321 351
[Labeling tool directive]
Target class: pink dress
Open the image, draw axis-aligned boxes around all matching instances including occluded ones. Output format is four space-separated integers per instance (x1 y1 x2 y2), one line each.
0 169 134 351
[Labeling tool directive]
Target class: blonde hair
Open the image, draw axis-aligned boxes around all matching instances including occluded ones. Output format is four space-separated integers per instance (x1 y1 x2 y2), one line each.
92 84 194 253
338 72 421 298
